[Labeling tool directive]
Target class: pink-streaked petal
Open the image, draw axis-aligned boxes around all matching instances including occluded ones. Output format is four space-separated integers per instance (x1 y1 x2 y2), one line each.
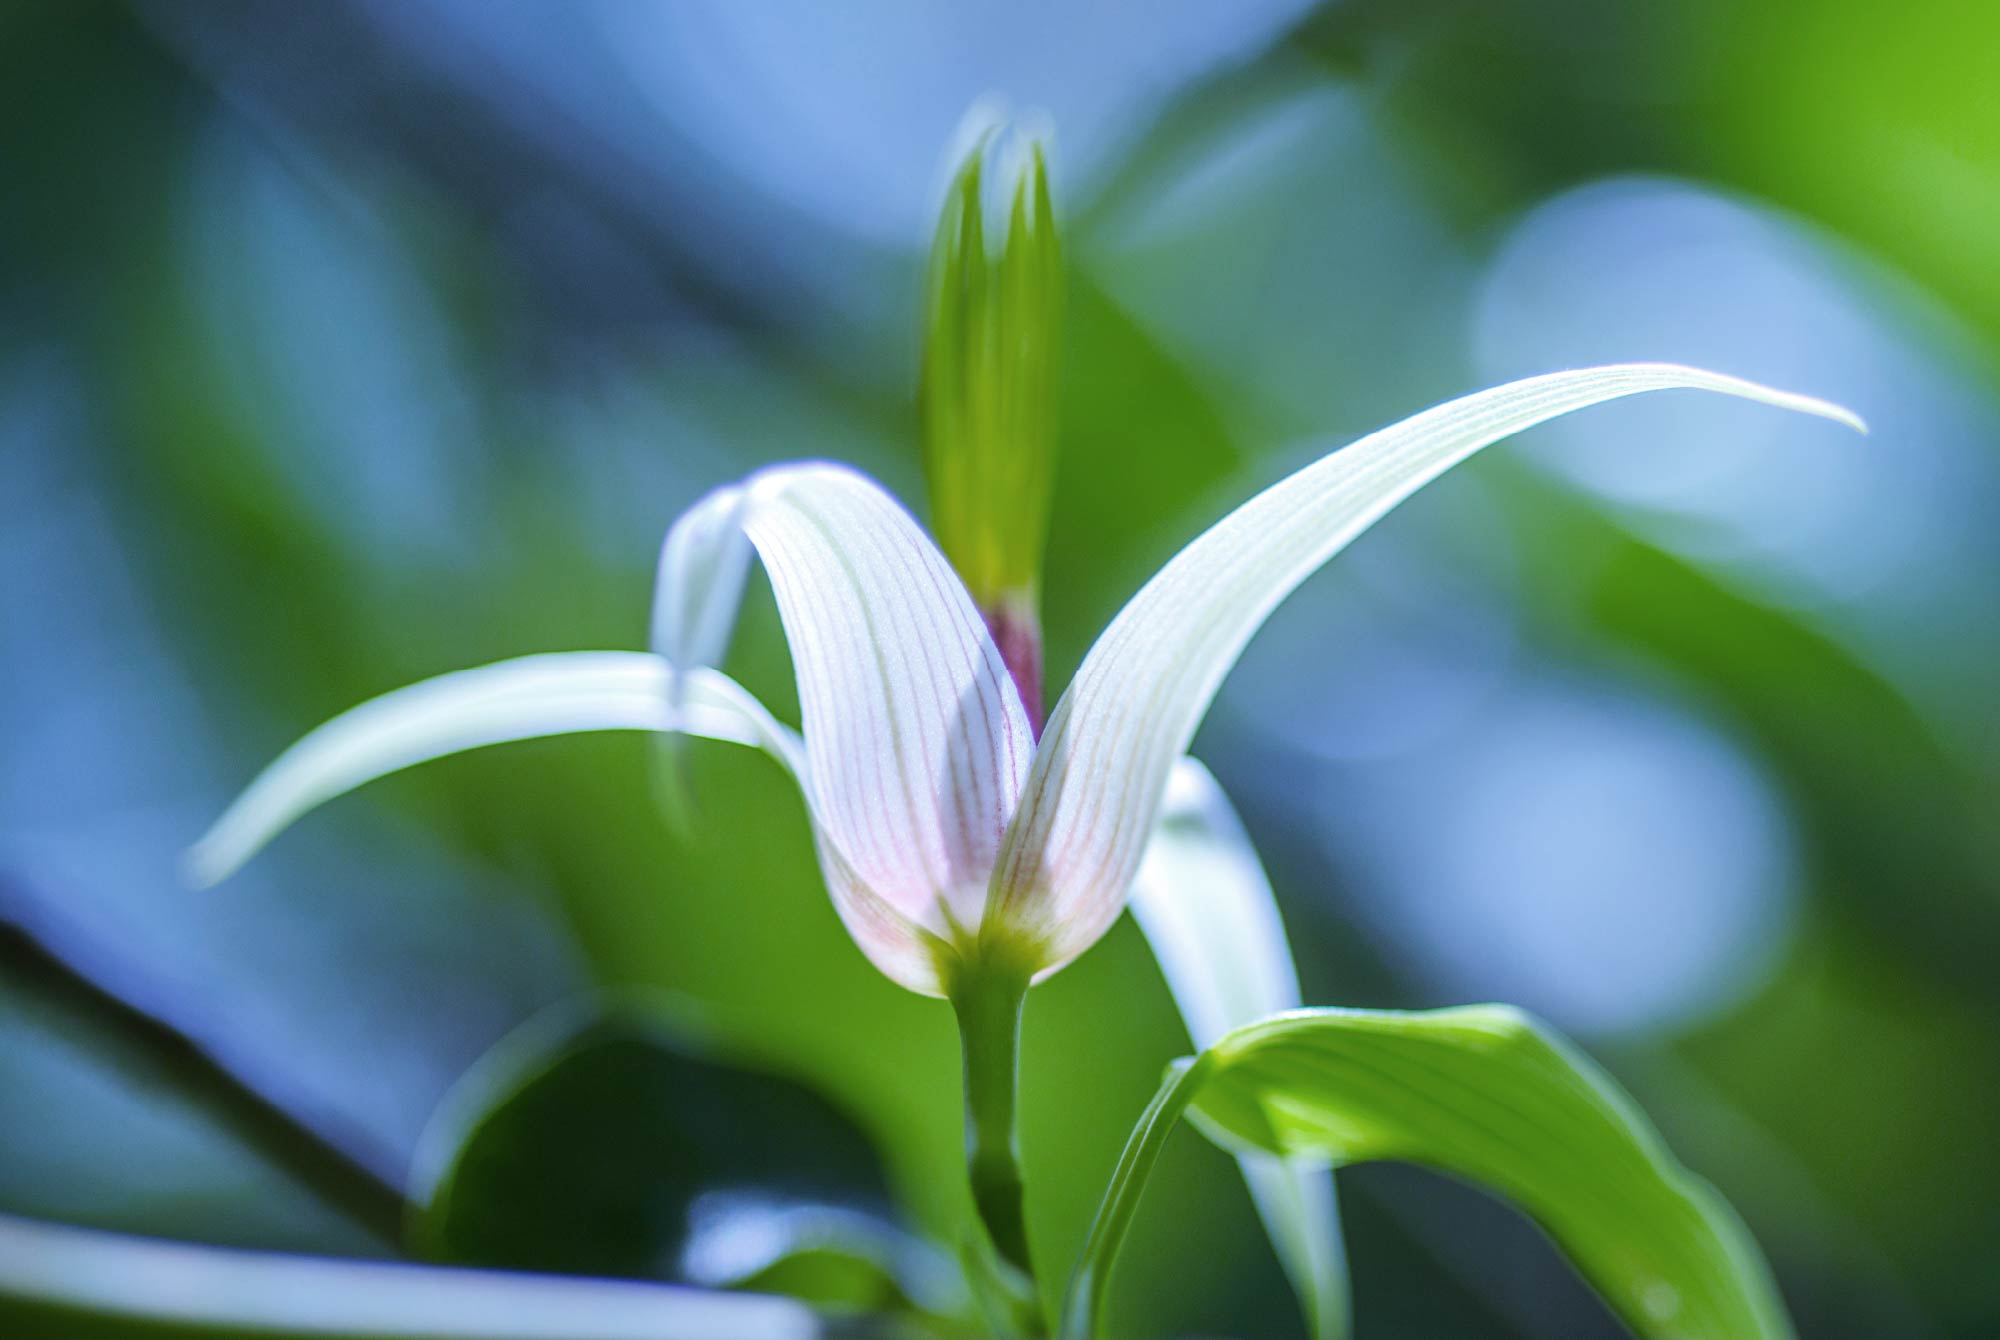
652 463 1033 971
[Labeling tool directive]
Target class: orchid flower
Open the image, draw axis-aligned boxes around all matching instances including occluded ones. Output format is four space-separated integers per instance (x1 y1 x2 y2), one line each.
186 361 1858 1255
187 128 1861 1336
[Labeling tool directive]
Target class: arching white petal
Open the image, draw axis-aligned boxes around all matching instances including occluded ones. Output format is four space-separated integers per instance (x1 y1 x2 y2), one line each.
185 651 946 991
994 364 1864 966
1129 758 1347 1340
189 652 752 886
652 463 1034 964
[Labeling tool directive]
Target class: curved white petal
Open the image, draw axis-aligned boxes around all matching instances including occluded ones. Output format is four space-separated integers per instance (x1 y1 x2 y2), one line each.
995 364 1864 967
188 652 779 886
187 649 950 991
1130 758 1347 1340
652 463 1034 974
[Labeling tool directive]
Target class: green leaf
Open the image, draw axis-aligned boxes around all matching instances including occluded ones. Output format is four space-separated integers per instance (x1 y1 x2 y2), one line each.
683 1199 928 1314
682 1192 986 1333
0 1212 821 1339
1063 1006 1792 1340
409 1003 894 1285
724 1241 910 1313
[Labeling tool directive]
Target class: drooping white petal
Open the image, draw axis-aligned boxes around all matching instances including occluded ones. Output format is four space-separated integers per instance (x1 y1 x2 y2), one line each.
187 652 784 887
652 463 1035 967
994 364 1864 966
187 649 951 991
1129 758 1346 1340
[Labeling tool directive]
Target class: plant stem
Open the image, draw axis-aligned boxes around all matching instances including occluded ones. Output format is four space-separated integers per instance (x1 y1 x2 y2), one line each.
948 950 1037 1298
1059 1054 1214 1340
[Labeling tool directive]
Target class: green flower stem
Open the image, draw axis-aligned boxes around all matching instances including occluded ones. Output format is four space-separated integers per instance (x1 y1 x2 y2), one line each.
947 951 1038 1301
1059 1054 1215 1340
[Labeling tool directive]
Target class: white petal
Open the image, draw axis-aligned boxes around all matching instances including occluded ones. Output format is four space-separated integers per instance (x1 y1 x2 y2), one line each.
652 463 1034 967
1129 758 1346 1340
995 364 1864 966
1129 760 1300 1046
188 649 951 991
187 652 780 887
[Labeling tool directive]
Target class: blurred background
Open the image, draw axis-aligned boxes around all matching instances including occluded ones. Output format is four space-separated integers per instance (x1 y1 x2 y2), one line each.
3 1 1997 1336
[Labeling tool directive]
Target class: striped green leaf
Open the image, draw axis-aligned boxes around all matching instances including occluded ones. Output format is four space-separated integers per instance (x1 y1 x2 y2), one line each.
1064 1006 1791 1340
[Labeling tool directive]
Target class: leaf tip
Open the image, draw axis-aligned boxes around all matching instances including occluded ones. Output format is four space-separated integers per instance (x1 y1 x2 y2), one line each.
1458 1001 1538 1028
1435 1003 1557 1059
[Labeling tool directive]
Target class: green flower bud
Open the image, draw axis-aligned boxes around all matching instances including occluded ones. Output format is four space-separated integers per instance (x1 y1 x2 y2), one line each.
920 127 1062 728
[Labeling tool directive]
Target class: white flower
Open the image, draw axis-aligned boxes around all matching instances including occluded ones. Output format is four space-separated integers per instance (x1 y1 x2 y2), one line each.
189 364 1860 1000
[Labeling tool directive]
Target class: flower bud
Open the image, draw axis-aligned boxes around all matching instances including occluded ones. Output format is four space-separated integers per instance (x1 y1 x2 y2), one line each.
920 126 1062 728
